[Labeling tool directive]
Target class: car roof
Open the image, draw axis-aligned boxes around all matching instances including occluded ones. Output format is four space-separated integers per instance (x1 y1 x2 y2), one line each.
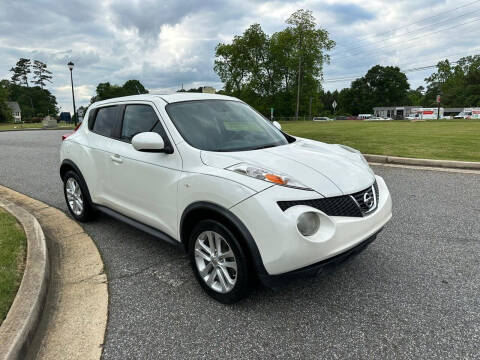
92 93 240 107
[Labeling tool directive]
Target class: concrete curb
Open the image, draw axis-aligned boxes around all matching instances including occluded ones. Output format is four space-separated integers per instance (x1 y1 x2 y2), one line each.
0 128 74 133
365 154 480 170
0 198 49 360
0 185 108 360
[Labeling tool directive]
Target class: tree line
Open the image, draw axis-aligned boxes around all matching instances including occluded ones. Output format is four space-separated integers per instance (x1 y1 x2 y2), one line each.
0 58 58 122
214 9 480 117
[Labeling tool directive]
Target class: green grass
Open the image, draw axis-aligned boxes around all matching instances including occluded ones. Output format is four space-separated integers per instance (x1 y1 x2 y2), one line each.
0 122 75 131
0 208 26 323
281 119 480 162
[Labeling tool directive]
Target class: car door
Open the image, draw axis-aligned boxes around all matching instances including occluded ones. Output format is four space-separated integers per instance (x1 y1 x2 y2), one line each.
106 102 182 238
86 104 123 207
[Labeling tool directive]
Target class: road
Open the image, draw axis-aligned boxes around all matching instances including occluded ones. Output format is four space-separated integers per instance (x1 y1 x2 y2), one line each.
1 130 479 359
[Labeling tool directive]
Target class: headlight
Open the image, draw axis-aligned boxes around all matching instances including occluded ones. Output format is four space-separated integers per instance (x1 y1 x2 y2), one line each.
297 212 320 236
226 163 312 190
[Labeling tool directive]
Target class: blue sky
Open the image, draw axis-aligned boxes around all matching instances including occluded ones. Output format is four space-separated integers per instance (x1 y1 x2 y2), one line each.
0 0 478 113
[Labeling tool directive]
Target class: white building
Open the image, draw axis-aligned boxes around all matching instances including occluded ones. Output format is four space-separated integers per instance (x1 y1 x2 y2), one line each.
6 101 21 123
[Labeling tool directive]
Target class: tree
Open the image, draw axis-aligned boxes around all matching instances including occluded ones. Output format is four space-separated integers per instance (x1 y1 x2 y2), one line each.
214 9 334 117
424 56 480 107
91 80 149 103
286 9 335 119
10 58 31 87
32 60 53 89
122 80 148 95
2 79 58 119
341 65 410 114
0 81 12 122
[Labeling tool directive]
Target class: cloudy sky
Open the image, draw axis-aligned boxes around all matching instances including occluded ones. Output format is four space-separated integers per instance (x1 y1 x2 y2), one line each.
1 0 479 113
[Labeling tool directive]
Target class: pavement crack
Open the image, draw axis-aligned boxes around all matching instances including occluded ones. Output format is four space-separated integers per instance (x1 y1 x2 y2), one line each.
108 262 164 282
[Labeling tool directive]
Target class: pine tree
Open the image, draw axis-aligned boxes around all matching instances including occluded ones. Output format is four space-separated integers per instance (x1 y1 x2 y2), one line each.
9 58 31 87
32 60 53 89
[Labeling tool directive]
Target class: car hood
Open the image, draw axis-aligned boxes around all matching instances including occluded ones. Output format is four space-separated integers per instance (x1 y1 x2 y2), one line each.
200 138 375 197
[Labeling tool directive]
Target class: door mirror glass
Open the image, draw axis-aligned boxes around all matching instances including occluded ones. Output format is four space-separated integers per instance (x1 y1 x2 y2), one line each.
273 121 282 130
132 132 165 152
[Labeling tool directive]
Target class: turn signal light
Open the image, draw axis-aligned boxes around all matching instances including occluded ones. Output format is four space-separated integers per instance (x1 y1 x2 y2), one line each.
265 173 287 185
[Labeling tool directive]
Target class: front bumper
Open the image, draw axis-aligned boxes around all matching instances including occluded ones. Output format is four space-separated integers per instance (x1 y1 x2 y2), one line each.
258 229 381 287
230 175 392 276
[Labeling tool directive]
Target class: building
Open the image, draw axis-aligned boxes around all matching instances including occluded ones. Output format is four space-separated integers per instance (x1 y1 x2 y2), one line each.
373 106 463 119
6 101 21 123
201 86 216 94
373 106 420 119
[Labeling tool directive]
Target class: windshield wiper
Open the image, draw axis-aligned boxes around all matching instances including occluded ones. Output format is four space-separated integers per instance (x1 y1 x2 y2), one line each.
250 143 278 150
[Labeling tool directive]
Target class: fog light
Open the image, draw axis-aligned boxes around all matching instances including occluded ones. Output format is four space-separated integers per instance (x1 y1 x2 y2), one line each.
297 212 320 236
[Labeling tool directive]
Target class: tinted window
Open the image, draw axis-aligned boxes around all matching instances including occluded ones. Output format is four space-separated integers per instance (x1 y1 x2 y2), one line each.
166 100 288 152
121 105 159 142
92 107 118 137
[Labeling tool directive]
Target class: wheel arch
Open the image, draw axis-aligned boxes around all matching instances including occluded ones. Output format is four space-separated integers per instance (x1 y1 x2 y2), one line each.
180 202 268 277
60 159 94 206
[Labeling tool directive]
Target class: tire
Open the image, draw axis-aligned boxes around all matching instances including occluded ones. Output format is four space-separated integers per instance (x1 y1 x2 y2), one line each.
188 219 250 304
63 170 96 222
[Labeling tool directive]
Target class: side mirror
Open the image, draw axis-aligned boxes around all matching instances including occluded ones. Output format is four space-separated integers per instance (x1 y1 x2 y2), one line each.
273 121 282 130
132 132 165 152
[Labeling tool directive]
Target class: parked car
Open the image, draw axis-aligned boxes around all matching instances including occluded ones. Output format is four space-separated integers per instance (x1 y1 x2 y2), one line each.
59 93 392 303
312 116 333 121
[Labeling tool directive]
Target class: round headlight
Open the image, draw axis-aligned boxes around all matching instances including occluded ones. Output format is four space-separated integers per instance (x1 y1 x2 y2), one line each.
297 212 320 236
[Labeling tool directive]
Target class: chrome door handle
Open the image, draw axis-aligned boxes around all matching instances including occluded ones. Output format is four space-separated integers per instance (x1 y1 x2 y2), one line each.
111 154 123 164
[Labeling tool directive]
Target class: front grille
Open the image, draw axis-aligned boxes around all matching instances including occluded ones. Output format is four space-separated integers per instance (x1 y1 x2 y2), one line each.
277 181 379 217
351 182 378 214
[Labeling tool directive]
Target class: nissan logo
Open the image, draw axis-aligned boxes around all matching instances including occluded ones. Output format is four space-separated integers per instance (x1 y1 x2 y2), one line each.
363 192 375 209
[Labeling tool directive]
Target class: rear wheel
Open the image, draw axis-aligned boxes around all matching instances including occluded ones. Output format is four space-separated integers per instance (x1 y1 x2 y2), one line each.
189 219 250 303
63 170 95 222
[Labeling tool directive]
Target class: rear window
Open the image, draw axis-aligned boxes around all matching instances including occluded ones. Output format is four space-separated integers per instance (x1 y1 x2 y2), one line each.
92 107 118 138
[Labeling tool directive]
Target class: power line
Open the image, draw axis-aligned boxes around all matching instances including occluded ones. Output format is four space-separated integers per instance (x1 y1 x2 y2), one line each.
337 16 480 60
331 7 480 57
334 0 480 52
322 53 480 83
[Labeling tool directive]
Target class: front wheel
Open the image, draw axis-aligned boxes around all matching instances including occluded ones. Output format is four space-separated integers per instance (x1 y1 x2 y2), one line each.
189 220 251 304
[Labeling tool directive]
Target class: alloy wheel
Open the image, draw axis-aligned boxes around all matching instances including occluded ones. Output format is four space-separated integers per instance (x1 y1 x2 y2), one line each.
194 230 237 293
66 178 84 216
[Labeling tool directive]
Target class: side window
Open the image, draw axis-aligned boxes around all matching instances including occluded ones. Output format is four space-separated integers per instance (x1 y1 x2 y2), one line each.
92 106 119 138
121 105 160 142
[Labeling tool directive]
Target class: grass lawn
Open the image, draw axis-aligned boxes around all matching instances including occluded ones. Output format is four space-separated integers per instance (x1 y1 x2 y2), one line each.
0 207 26 323
0 122 75 131
281 119 480 162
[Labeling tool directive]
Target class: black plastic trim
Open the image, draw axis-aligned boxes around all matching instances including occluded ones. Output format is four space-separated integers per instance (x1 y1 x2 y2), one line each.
93 204 182 248
180 202 269 276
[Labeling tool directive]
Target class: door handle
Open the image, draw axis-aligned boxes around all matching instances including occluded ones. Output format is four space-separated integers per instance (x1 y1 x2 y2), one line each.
111 154 123 164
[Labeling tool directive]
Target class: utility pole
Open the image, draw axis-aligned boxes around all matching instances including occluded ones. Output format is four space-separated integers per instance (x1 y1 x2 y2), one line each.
308 97 312 120
295 56 301 120
436 94 441 120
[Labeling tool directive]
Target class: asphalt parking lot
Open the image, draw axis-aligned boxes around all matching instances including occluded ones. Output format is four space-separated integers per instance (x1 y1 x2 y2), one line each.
1 130 479 359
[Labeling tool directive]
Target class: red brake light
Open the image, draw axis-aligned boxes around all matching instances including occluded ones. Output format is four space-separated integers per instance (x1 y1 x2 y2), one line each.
62 122 82 141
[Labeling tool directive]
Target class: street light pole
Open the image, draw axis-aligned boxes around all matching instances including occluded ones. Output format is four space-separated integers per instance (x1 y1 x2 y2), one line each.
67 62 77 126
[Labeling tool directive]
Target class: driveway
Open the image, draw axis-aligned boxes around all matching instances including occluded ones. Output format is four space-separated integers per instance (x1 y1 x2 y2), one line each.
0 130 479 359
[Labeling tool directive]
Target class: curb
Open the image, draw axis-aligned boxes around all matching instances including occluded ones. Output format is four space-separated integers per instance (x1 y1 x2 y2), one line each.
0 128 74 133
0 185 108 360
365 154 480 170
0 199 49 360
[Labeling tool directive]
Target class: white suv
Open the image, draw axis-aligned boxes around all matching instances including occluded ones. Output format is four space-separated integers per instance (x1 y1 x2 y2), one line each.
60 93 392 303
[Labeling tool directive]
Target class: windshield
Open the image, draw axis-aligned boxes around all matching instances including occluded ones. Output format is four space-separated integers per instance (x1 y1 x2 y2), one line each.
166 100 290 152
